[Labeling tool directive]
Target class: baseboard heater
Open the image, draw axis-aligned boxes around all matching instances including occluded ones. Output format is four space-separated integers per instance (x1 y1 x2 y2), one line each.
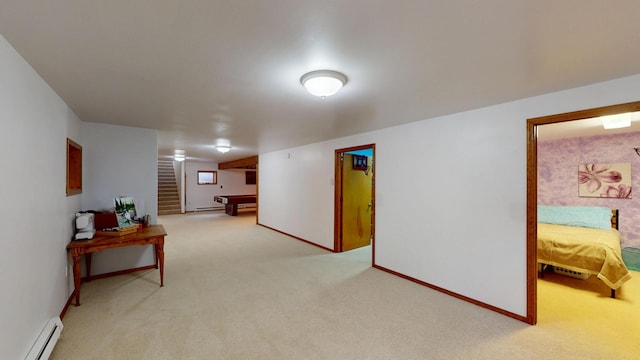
25 317 63 360
553 266 591 280
195 206 223 212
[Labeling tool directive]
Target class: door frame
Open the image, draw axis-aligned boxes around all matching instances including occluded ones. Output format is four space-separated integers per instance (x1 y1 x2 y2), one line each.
334 144 376 255
526 100 640 325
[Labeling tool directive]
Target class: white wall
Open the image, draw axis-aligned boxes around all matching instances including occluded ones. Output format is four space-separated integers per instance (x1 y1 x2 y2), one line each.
184 161 256 211
0 34 82 359
260 146 336 245
259 74 640 318
80 122 158 275
173 160 185 213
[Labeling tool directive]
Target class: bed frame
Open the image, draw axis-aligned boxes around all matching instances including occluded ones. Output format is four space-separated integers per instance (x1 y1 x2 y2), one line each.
539 209 619 298
611 209 619 231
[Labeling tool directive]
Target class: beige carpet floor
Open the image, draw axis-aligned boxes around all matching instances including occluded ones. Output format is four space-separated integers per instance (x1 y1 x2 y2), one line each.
51 212 640 359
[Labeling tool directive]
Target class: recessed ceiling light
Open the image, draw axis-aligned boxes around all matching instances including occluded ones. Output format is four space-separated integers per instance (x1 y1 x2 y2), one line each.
300 70 347 98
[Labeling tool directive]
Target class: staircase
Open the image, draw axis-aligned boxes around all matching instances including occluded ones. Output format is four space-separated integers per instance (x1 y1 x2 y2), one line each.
158 160 181 215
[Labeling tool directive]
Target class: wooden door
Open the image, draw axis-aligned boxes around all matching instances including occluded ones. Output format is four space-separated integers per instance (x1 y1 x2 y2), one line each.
341 154 373 251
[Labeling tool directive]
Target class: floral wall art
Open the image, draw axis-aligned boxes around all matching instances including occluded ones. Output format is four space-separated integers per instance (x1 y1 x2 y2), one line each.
538 130 640 248
578 163 632 198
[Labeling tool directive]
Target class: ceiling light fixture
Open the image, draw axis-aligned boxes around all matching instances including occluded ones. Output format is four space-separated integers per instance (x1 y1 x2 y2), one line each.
216 145 231 153
300 70 348 98
601 113 632 129
174 150 185 162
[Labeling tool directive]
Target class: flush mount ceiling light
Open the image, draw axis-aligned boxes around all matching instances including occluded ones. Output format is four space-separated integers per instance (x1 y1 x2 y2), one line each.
174 150 185 162
300 70 348 98
216 145 231 153
601 112 632 129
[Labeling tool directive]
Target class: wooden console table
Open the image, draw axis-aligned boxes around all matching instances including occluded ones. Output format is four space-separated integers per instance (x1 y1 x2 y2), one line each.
67 224 167 306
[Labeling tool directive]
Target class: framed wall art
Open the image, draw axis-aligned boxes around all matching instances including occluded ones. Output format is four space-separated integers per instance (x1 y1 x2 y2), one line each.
579 163 632 198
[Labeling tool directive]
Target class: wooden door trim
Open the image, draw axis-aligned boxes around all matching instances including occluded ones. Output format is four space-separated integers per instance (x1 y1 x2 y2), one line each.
255 163 259 224
334 150 343 252
334 144 376 256
526 100 640 325
218 155 258 170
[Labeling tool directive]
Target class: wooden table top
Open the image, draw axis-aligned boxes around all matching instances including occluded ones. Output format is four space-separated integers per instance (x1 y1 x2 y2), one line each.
67 224 167 249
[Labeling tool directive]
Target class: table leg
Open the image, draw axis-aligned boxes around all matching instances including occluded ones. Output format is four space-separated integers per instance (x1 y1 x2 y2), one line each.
155 240 165 287
225 204 239 216
85 252 92 282
71 250 82 306
154 250 159 269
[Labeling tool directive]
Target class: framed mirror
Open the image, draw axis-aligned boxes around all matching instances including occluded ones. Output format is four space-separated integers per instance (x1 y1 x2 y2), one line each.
66 138 82 196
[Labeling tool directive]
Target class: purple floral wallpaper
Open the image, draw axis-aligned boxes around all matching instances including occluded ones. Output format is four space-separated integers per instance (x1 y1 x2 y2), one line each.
538 131 640 248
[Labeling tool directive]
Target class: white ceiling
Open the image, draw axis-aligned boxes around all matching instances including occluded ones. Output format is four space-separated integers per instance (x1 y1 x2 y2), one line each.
2 1 640 162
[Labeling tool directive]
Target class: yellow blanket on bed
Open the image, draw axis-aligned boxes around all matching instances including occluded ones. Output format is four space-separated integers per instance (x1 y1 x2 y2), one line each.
537 223 632 289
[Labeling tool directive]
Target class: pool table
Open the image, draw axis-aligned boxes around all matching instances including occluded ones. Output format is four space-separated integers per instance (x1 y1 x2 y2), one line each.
214 195 257 216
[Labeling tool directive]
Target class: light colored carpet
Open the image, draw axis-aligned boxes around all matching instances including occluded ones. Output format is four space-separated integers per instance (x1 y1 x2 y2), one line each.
51 212 640 359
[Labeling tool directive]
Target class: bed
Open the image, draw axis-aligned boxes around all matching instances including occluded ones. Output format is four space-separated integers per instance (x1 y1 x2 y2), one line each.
537 206 632 298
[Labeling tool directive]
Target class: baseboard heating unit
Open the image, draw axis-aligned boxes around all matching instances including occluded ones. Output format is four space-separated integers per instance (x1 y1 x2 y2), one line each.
195 206 225 212
25 317 63 360
553 266 591 280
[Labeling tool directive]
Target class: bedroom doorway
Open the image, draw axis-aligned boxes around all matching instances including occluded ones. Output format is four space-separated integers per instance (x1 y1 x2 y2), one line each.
526 100 640 325
334 144 375 256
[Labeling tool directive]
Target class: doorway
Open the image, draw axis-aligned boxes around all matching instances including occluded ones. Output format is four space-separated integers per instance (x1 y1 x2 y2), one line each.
526 100 640 325
334 144 375 255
